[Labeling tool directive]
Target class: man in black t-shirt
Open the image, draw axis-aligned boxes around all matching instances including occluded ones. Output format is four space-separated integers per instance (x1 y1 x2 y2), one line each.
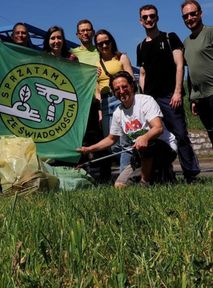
137 4 200 183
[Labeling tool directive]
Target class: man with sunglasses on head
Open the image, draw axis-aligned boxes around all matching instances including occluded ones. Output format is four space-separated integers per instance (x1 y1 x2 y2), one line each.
136 4 200 184
181 0 213 147
77 71 177 188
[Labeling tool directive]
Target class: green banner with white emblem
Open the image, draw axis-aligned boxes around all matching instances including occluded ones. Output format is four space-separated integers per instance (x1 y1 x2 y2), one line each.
0 41 97 163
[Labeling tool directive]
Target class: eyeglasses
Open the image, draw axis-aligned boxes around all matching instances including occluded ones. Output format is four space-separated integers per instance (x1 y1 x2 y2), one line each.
141 13 156 21
78 29 92 34
14 31 27 35
182 10 199 20
96 40 111 48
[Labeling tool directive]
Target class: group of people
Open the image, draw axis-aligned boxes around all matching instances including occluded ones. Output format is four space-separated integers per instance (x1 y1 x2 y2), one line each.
79 0 213 187
1 0 212 187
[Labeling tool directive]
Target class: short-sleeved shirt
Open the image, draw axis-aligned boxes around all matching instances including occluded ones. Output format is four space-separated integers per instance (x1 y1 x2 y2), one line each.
110 94 177 151
184 26 213 99
71 46 99 66
136 32 183 98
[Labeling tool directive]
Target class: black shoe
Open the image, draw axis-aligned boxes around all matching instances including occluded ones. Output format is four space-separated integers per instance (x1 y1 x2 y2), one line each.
185 175 198 184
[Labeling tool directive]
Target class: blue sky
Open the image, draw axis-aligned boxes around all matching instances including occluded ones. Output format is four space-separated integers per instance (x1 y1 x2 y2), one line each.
0 0 212 65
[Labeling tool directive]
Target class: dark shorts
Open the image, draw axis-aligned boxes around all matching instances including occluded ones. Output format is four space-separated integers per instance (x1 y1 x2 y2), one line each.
115 140 177 185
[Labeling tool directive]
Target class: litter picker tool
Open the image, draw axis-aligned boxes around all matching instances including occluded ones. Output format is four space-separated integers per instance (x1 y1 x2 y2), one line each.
76 147 133 169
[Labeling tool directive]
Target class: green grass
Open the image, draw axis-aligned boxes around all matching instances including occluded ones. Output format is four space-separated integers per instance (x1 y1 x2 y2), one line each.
0 180 212 287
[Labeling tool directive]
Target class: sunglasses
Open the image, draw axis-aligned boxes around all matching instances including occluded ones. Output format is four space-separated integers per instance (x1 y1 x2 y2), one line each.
96 40 111 48
141 13 156 21
182 10 199 20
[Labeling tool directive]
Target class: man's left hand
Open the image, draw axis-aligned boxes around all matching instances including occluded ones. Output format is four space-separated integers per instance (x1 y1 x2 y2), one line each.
133 135 149 150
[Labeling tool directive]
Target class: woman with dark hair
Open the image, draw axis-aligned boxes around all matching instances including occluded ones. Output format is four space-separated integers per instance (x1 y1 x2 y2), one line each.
94 29 134 177
43 26 77 60
94 29 134 135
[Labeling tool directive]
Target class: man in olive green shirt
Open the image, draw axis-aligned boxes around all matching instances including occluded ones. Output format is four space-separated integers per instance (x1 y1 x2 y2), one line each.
181 0 213 146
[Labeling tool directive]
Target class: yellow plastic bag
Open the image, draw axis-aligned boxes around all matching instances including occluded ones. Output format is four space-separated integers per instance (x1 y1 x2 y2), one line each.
0 136 41 192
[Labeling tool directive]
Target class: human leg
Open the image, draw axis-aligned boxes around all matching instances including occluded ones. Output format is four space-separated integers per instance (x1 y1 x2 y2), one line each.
114 164 134 188
79 98 102 171
101 96 121 181
151 139 177 184
156 96 200 179
115 140 176 187
114 149 153 188
119 135 132 172
196 95 213 147
140 156 153 184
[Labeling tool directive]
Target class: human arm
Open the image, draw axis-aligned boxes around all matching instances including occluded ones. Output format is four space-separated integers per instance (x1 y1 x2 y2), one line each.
190 87 200 116
139 66 145 93
191 102 198 116
133 117 163 150
186 74 198 115
95 83 102 122
77 134 119 154
120 54 134 78
170 49 184 109
95 83 101 101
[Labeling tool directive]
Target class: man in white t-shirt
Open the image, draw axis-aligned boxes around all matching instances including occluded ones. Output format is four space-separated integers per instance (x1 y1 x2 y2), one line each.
77 71 177 188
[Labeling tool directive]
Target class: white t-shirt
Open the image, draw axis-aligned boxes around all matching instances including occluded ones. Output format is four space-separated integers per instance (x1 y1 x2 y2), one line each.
110 94 177 151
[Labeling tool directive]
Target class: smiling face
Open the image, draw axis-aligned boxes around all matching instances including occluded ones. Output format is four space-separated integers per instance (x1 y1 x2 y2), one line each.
140 8 158 31
77 23 94 45
12 24 28 46
112 77 134 108
96 33 112 55
182 3 202 31
49 30 63 56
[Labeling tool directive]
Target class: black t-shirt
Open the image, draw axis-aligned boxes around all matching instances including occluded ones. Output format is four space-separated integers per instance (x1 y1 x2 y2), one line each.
136 31 184 98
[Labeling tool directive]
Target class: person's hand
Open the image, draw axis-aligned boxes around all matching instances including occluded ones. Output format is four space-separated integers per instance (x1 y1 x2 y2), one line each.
169 92 182 109
191 102 198 116
97 67 102 77
98 109 102 124
133 135 149 150
76 146 90 154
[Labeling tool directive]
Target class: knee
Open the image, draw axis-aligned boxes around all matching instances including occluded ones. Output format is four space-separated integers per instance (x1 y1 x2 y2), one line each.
114 182 127 189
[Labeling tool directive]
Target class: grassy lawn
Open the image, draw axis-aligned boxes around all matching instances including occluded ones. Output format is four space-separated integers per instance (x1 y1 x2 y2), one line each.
0 84 210 287
0 180 212 287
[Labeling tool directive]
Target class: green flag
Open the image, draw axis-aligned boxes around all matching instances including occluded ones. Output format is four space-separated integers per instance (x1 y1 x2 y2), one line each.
0 42 97 163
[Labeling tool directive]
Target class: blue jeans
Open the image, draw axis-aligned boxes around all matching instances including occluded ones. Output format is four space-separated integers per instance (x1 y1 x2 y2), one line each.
101 95 120 137
101 95 131 172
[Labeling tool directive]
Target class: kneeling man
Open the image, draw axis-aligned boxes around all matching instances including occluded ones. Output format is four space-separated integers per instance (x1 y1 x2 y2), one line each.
77 71 177 187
